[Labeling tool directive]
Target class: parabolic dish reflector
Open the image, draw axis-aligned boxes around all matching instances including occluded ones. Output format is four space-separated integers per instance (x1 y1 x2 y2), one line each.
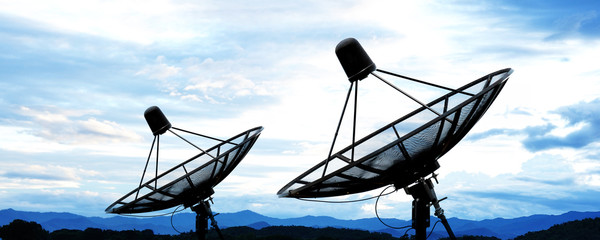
106 126 263 214
277 68 512 198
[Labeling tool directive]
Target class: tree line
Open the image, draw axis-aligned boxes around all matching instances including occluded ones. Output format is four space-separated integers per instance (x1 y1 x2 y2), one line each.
0 220 400 240
2 218 599 240
512 217 600 240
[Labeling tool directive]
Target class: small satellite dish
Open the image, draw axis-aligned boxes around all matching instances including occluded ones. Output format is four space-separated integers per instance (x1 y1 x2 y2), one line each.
106 106 263 240
277 38 512 240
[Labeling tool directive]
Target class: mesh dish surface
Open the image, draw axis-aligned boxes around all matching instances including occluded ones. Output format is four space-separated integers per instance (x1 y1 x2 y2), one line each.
277 69 512 198
106 127 263 214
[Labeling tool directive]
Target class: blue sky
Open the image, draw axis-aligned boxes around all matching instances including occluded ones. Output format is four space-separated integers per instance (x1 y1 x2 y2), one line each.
1 0 600 221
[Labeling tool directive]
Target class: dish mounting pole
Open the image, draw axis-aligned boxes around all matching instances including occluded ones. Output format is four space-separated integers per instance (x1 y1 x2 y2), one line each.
192 197 224 240
322 81 359 177
403 176 456 240
136 135 158 199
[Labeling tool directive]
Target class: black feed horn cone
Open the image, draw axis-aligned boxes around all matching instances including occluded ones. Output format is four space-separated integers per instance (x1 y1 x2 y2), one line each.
144 106 172 135
335 38 376 82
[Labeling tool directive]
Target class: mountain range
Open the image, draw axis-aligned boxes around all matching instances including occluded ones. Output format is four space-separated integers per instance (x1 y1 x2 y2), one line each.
1 208 600 239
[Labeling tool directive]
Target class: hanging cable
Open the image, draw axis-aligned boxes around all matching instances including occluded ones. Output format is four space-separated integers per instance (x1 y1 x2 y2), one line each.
375 185 411 230
171 205 184 234
119 206 186 218
426 220 441 239
403 227 414 238
297 189 395 204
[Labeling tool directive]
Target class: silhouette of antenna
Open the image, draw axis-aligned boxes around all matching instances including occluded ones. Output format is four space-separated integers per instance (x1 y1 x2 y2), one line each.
106 106 263 240
278 38 512 240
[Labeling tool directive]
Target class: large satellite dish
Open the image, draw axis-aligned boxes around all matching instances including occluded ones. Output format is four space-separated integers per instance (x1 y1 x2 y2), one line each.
277 38 512 239
106 106 263 240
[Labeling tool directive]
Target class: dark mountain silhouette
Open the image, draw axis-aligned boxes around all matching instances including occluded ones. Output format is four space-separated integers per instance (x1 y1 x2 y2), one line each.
246 221 270 229
1 208 600 239
513 217 600 240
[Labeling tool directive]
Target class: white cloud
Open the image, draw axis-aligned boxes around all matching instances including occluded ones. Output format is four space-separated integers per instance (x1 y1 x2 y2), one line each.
13 106 143 145
0 188 117 216
581 174 600 187
0 126 72 153
136 56 277 103
0 0 210 45
432 151 600 219
2 0 600 221
180 94 203 102
0 163 100 189
136 56 182 80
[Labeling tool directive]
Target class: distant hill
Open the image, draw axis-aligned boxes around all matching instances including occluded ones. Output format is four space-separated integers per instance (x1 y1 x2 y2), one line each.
442 211 600 239
1 208 600 239
513 217 600 240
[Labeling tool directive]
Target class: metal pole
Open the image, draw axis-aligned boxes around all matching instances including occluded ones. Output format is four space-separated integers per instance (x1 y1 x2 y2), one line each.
323 82 355 177
195 210 208 240
412 198 430 240
205 200 225 240
155 134 159 190
169 129 217 160
375 69 474 96
371 72 454 124
351 81 358 162
437 213 456 239
171 127 234 145
405 177 456 240
136 136 157 199
192 200 224 240
433 200 456 239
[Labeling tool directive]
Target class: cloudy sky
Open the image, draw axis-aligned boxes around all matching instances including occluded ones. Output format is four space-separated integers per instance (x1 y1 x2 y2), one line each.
1 0 600 221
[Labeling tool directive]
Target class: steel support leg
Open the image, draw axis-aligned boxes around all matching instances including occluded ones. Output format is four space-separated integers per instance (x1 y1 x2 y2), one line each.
405 177 456 240
192 200 224 240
